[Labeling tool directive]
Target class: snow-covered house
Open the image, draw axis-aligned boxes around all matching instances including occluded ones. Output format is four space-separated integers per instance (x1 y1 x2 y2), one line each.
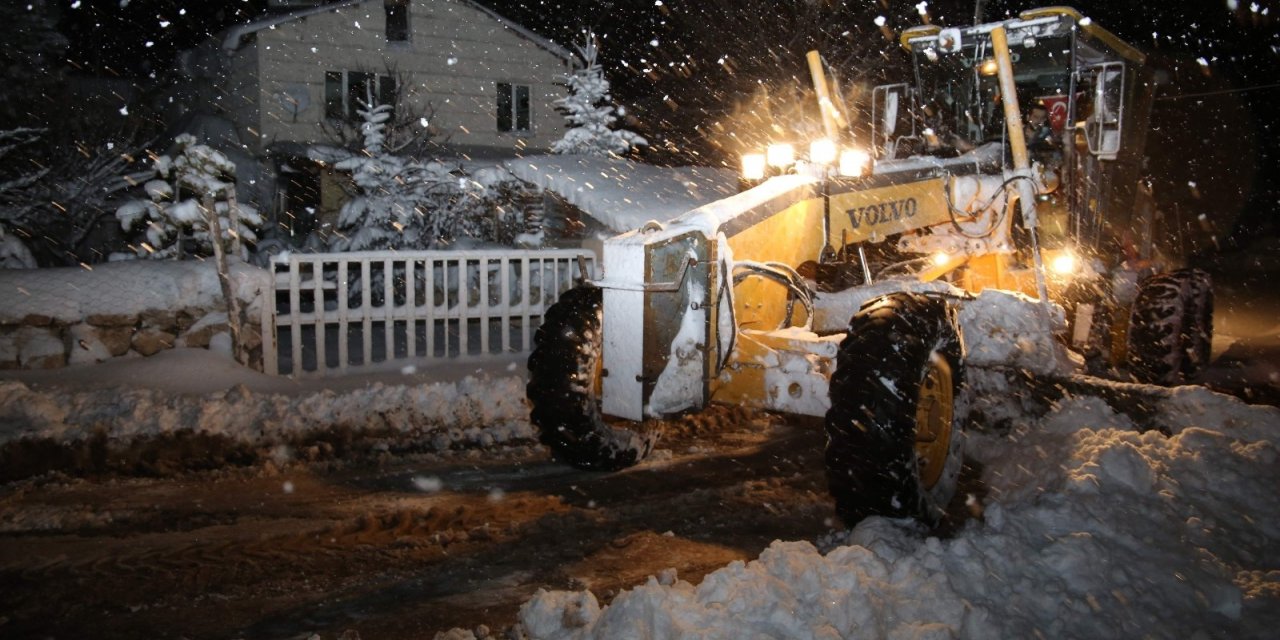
174 0 572 233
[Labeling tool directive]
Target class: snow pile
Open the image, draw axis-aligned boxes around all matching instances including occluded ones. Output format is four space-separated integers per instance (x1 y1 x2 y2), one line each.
513 391 1280 639
503 155 737 233
0 259 267 324
957 288 1074 376
0 372 532 450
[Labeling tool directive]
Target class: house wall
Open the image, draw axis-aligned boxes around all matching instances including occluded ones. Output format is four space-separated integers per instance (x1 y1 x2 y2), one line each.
226 43 262 152
247 0 568 156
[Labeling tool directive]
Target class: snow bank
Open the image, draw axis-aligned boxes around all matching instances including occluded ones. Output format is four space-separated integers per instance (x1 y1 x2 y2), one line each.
0 258 267 324
503 155 738 233
0 372 531 450
958 288 1074 376
514 390 1280 639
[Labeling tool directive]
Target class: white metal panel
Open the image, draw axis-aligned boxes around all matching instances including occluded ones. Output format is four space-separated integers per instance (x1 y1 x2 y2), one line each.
601 243 646 421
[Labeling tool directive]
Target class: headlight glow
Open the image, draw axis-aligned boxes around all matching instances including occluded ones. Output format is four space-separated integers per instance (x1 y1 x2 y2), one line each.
838 149 871 177
932 252 952 267
1050 252 1078 275
741 153 767 180
766 143 795 168
809 139 837 165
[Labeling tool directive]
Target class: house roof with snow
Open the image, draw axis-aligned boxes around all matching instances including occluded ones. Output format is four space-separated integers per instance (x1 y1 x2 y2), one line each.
220 0 572 61
503 155 740 233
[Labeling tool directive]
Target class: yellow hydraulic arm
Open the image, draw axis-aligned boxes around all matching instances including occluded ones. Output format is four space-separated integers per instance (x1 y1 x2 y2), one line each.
806 51 848 141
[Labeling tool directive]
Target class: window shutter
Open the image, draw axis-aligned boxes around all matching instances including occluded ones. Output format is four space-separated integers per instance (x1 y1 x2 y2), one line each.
515 85 531 131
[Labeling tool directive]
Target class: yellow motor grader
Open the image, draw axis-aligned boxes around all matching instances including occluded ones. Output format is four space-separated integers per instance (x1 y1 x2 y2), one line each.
526 7 1213 525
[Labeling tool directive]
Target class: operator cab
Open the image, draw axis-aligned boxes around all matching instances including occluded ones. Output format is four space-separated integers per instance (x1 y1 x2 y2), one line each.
884 7 1153 260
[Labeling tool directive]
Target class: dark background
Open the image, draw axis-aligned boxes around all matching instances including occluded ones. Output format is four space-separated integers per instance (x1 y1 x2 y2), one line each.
36 0 1280 249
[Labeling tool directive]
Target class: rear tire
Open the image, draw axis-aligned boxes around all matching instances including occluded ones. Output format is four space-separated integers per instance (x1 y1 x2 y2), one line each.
526 286 659 470
1180 269 1214 380
824 293 967 526
1127 269 1214 385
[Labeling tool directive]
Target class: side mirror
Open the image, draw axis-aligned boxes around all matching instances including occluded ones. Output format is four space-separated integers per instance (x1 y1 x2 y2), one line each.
1084 62 1124 160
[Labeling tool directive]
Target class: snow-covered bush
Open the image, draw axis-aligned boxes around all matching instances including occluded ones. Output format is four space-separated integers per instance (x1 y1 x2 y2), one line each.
314 98 507 251
0 224 36 269
551 33 647 157
115 134 261 260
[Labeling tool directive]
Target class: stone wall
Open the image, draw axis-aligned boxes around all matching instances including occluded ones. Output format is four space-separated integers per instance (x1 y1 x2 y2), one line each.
0 260 270 371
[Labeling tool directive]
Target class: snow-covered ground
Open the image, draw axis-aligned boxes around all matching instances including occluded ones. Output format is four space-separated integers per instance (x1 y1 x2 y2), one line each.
0 349 532 453
4 286 1278 638
512 388 1279 639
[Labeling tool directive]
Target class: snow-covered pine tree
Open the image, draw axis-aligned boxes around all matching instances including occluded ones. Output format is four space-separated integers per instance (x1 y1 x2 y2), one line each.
316 95 486 251
116 134 262 259
551 33 647 157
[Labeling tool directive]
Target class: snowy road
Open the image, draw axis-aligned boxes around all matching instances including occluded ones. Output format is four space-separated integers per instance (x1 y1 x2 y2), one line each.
0 407 841 639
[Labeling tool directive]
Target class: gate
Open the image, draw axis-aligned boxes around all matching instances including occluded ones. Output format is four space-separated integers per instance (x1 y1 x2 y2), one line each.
262 249 596 375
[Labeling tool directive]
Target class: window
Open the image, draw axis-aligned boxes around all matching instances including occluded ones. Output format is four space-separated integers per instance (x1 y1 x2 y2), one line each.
385 0 409 43
496 82 531 132
325 71 397 121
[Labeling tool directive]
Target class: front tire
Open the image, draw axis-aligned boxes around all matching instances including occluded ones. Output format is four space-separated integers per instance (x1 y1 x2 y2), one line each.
1127 268 1214 385
526 286 659 470
824 293 967 526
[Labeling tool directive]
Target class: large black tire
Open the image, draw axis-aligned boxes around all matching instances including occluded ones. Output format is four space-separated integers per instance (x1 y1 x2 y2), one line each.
1127 268 1214 385
1180 269 1214 380
526 286 659 471
824 292 967 526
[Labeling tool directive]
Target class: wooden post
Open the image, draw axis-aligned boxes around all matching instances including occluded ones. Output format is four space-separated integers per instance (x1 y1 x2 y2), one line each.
204 193 246 365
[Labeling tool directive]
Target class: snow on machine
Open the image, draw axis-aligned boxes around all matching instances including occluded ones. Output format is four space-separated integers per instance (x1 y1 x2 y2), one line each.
526 8 1213 525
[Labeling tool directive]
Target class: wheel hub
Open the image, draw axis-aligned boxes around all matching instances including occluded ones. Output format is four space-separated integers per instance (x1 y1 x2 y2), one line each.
914 355 954 489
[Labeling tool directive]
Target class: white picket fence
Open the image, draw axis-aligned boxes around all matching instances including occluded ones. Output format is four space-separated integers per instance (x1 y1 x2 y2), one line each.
262 249 597 376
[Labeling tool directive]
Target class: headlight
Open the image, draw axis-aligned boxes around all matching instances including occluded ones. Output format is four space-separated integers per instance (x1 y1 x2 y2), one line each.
809 138 837 165
1050 251 1078 276
741 153 767 180
838 148 870 177
766 143 795 168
